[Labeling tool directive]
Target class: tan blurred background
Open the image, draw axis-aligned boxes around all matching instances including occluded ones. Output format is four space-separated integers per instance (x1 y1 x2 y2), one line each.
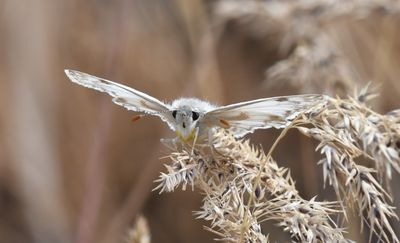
0 1 400 243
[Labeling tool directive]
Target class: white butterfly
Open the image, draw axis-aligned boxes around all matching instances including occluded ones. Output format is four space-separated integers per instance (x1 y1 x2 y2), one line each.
65 70 326 142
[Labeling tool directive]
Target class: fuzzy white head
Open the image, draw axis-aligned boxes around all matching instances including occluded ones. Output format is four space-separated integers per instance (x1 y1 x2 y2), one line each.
170 98 215 141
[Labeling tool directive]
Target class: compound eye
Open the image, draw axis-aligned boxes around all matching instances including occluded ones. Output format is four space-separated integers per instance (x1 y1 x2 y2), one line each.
172 110 177 119
192 111 199 121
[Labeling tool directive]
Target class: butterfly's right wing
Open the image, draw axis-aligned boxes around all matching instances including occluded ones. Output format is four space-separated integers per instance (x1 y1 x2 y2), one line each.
202 94 326 138
65 70 175 130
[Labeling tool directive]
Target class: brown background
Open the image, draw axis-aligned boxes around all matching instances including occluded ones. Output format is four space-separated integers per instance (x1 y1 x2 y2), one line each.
0 1 399 243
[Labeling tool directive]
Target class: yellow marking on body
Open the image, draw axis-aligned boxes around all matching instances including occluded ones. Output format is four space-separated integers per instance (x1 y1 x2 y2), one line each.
176 128 196 142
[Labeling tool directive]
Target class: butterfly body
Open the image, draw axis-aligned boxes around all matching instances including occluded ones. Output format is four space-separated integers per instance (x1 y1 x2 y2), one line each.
65 69 326 142
169 98 215 141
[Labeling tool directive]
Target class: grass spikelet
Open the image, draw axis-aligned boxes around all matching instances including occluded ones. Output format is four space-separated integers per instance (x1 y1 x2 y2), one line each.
296 92 399 243
156 131 350 242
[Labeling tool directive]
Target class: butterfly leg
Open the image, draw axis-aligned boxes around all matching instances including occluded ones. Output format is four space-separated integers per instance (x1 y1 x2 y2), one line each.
190 127 200 156
160 137 179 151
207 128 218 155
209 128 221 146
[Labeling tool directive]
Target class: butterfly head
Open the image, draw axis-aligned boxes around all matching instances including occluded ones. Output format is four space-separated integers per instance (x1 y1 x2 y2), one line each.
170 98 215 141
171 108 201 141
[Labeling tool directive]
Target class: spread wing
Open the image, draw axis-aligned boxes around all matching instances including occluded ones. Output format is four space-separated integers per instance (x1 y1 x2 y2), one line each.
202 94 326 138
65 69 175 130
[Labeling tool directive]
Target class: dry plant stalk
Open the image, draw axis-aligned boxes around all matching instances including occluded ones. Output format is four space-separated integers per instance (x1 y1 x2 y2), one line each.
265 34 356 96
215 0 400 95
155 90 399 242
125 215 151 243
155 130 350 242
296 89 400 243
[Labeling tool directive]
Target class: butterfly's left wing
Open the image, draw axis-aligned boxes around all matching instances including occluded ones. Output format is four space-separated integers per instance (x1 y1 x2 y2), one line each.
65 69 176 130
202 94 326 138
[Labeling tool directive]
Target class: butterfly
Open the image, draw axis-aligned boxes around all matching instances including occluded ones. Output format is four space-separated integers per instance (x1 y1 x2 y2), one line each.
65 70 326 142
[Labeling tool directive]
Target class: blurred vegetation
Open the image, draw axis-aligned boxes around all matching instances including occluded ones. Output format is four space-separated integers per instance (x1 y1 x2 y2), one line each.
0 0 400 243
